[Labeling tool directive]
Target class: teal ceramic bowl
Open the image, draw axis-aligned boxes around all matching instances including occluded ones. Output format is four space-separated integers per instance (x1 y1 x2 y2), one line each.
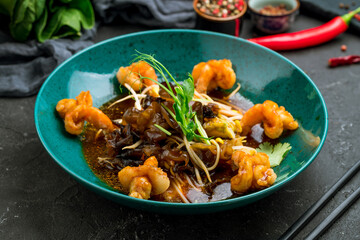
34 29 328 214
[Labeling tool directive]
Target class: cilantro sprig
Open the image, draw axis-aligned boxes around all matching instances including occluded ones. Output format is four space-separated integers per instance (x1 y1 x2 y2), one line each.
133 52 210 144
256 142 292 167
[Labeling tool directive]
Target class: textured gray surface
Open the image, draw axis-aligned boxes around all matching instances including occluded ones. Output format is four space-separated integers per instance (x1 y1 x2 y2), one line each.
0 15 360 240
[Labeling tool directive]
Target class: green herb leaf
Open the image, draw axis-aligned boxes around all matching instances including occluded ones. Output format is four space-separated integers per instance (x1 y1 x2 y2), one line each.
182 75 195 108
133 52 210 143
256 142 292 167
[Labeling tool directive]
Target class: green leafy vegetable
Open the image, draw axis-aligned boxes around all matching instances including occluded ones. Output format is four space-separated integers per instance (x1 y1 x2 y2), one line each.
132 52 210 144
36 0 95 42
0 0 94 42
256 142 292 167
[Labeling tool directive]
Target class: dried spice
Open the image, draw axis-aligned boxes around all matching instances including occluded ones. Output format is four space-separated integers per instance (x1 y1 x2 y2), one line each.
328 55 360 67
196 0 245 18
355 13 360 21
258 4 290 15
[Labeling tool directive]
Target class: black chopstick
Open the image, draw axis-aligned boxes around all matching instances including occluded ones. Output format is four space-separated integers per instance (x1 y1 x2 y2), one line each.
279 159 360 240
304 186 360 240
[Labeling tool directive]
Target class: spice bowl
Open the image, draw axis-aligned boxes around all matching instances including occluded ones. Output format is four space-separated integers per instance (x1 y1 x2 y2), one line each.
248 0 300 34
193 0 247 36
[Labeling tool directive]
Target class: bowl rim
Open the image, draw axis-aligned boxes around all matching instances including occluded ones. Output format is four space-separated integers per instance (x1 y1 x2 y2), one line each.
34 29 328 209
193 0 248 22
247 0 300 18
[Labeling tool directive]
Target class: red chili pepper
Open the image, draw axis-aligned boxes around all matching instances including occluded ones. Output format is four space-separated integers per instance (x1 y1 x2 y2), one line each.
355 13 360 21
328 55 360 67
248 7 360 51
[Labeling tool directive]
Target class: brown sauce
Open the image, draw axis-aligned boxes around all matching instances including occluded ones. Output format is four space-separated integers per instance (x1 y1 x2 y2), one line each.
82 95 134 193
82 91 265 202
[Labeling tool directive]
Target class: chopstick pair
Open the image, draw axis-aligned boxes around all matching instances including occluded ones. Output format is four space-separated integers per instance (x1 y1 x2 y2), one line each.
279 159 360 240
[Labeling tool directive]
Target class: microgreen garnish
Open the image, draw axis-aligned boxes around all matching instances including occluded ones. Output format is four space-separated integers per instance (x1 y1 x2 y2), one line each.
154 124 172 136
119 84 124 94
133 51 210 144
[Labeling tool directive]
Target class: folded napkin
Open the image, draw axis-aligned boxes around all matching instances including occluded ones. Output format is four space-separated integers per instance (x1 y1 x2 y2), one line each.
0 28 95 97
93 0 195 28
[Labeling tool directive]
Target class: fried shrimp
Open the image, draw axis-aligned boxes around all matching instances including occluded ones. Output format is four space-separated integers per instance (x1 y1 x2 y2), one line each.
118 156 170 199
56 91 93 119
241 100 298 139
116 61 159 97
64 106 115 135
56 91 114 135
76 90 93 106
230 150 277 193
192 59 236 93
56 99 77 119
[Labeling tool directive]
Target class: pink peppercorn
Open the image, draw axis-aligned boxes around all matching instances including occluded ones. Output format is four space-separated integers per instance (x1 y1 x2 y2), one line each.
196 0 245 18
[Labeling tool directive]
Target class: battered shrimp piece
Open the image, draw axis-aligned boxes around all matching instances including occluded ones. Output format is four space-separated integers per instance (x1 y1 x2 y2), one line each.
56 99 77 119
56 91 114 135
64 105 114 135
230 150 277 193
160 185 183 203
116 61 159 97
118 156 170 200
241 100 298 139
76 90 92 106
192 59 236 93
56 91 93 119
56 91 93 118
277 106 299 130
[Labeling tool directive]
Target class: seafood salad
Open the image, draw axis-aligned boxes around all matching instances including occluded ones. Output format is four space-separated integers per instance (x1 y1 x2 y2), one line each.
56 53 298 203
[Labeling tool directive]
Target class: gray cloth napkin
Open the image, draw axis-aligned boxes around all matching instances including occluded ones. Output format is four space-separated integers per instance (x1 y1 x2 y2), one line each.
0 30 95 97
0 0 195 97
93 0 195 28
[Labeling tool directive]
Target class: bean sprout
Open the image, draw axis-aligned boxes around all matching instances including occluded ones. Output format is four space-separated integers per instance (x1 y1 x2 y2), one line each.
124 83 142 110
107 94 147 109
224 83 241 100
122 140 143 150
207 139 220 171
171 181 190 203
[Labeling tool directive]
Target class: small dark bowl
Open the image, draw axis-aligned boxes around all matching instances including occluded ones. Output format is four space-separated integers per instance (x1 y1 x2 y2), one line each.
193 0 248 36
248 0 300 34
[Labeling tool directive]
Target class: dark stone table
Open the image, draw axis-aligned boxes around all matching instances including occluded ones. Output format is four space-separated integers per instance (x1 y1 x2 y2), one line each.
1 14 359 240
